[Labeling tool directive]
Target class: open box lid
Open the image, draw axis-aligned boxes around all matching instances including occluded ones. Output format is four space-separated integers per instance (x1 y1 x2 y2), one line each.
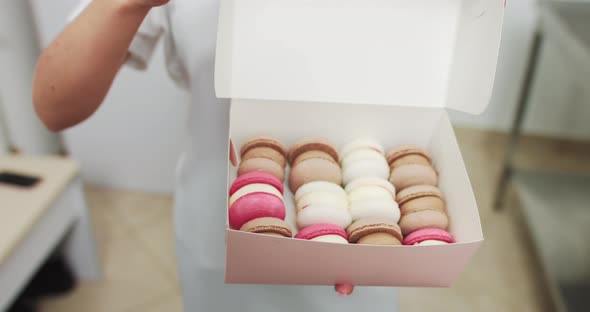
215 0 504 114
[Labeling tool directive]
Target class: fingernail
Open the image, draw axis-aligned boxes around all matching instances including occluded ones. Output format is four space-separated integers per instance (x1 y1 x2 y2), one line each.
335 284 353 296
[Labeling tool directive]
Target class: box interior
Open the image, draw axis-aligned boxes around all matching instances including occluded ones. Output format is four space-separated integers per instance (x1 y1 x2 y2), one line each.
227 99 482 243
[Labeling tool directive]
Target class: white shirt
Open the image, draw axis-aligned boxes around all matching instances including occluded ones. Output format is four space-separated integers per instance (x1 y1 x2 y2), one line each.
74 1 399 311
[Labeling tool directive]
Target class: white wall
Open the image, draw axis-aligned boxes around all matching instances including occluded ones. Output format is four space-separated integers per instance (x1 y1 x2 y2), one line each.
0 98 10 155
0 0 61 155
28 0 590 193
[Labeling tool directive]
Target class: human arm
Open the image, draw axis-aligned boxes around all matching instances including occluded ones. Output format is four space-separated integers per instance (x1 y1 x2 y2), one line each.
32 0 168 131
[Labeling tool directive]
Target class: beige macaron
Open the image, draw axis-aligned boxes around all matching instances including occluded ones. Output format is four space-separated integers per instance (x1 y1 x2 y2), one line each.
396 184 445 215
386 145 432 169
399 209 449 236
289 151 342 193
389 164 437 191
288 138 339 164
240 136 287 160
347 218 403 245
238 157 285 181
239 217 293 237
242 147 287 169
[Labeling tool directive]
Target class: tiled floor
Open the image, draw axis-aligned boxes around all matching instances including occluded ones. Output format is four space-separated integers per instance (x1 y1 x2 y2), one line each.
39 128 590 312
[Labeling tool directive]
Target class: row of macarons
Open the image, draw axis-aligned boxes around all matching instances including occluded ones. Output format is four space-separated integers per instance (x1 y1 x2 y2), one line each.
237 136 439 193
289 138 450 245
238 136 450 233
228 172 455 246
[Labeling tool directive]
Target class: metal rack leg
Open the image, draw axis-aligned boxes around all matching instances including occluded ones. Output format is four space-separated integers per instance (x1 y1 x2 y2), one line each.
494 30 544 210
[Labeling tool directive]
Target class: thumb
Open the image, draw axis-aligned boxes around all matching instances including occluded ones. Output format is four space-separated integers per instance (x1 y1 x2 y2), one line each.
229 139 238 167
335 284 354 296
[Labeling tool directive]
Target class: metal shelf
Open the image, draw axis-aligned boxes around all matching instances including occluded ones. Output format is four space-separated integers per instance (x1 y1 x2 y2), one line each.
513 169 590 312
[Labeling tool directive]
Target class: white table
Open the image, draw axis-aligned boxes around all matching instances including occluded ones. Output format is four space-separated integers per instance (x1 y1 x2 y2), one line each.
0 156 100 310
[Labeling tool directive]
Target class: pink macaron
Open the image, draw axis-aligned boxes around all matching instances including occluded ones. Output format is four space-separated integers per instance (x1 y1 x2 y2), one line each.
295 223 348 241
229 172 284 196
402 228 455 245
228 192 286 230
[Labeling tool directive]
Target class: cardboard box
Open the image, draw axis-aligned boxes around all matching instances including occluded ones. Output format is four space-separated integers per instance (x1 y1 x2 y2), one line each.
215 0 504 287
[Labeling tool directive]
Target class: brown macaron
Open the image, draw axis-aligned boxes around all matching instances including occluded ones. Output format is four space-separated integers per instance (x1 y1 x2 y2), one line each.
288 138 339 164
347 218 403 245
242 147 287 169
289 150 342 193
238 158 285 181
240 136 288 160
396 184 445 215
386 145 432 169
399 210 449 236
240 217 293 237
389 164 438 191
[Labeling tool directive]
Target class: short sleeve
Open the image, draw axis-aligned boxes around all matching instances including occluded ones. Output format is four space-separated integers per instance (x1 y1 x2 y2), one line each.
69 0 164 70
126 9 165 70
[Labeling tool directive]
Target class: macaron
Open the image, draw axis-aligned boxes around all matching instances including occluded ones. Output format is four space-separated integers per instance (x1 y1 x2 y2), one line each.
340 144 389 185
340 139 385 162
348 186 393 202
349 199 400 223
238 157 285 181
288 138 339 164
342 159 389 185
289 151 342 193
240 217 293 238
296 191 348 213
240 136 288 162
242 147 287 169
229 183 283 207
294 181 347 202
341 149 387 167
389 164 438 191
403 228 455 245
399 209 449 235
228 192 286 230
396 184 445 215
296 205 352 229
229 172 284 196
386 145 432 169
295 223 349 244
345 177 396 198
347 218 403 245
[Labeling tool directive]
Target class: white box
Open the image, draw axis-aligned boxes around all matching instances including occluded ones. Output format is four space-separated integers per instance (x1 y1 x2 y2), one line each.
216 0 504 286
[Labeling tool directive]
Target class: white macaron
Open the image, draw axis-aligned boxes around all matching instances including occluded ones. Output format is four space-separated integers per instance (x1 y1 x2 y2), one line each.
310 235 349 244
349 199 400 223
340 139 385 161
296 191 349 213
342 160 389 185
294 181 347 202
348 186 393 202
341 149 387 167
297 206 352 229
345 177 396 197
415 240 449 246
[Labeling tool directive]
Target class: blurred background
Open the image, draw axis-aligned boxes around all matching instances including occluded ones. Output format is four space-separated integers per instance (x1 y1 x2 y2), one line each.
0 0 589 311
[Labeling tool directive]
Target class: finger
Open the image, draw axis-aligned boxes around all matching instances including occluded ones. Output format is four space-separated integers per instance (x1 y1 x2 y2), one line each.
334 284 354 296
229 139 238 167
